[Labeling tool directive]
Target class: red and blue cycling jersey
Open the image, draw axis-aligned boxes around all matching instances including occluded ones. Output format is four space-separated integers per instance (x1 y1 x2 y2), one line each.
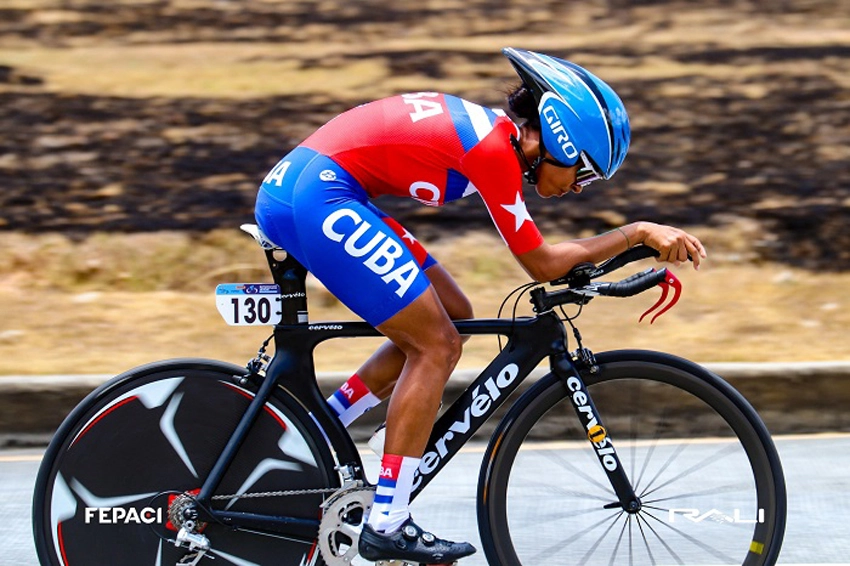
255 93 543 325
302 92 544 255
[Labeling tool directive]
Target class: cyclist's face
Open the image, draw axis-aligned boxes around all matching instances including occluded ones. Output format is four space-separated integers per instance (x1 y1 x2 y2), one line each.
535 155 584 198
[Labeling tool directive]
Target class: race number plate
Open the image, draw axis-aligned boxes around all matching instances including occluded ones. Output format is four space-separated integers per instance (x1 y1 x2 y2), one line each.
215 283 282 326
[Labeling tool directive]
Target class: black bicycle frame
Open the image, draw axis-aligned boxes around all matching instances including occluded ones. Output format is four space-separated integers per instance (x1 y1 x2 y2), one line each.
190 250 640 539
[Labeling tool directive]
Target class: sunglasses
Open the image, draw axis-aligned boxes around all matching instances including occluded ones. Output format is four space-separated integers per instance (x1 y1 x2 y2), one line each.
540 152 604 188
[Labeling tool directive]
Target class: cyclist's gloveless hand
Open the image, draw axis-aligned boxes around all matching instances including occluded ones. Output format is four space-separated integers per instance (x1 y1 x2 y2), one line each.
637 222 707 270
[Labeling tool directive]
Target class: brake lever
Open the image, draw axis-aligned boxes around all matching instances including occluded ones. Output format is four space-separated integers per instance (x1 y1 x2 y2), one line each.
638 270 682 324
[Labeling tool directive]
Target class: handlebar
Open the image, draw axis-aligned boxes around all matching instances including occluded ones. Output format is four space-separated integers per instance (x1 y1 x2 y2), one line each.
594 267 669 297
549 245 661 288
530 245 676 315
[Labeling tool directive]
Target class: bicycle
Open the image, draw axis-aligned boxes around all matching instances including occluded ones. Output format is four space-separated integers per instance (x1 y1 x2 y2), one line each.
32 224 786 566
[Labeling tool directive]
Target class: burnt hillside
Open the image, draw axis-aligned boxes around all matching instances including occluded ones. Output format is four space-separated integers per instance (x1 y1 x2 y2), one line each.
1 0 848 269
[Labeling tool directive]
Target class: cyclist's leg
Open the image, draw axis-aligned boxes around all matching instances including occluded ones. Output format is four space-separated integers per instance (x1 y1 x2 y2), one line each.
358 288 476 562
281 167 464 455
376 286 461 457
271 154 475 560
329 205 473 408
356 263 474 399
326 261 471 430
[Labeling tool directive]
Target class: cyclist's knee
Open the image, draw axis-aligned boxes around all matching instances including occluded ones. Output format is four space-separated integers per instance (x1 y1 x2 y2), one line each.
404 324 462 377
437 325 463 370
378 287 462 375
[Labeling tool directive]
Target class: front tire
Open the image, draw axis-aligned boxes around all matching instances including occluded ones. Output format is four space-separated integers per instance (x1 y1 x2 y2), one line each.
477 350 786 566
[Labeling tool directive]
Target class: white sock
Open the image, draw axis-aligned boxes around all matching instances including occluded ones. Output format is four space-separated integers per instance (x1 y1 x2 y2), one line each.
326 374 381 427
368 453 420 533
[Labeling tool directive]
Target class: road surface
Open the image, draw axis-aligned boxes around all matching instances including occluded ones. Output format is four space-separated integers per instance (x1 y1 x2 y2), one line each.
2 434 848 565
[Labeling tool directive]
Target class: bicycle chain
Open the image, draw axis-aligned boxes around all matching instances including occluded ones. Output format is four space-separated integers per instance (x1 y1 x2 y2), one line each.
210 486 340 501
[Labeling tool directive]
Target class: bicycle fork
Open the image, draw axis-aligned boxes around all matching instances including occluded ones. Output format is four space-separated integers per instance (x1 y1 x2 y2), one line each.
553 353 642 514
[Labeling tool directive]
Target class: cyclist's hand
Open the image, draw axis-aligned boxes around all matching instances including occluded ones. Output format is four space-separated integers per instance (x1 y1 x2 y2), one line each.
638 222 707 270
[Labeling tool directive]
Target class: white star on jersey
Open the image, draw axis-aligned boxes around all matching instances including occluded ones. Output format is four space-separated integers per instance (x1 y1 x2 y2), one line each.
400 228 418 245
501 193 533 232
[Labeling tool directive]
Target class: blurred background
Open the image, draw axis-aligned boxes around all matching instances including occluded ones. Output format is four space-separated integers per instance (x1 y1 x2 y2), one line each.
0 0 848 376
1 5 849 564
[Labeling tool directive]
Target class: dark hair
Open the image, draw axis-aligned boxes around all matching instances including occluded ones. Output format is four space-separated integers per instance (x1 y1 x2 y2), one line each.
506 82 540 128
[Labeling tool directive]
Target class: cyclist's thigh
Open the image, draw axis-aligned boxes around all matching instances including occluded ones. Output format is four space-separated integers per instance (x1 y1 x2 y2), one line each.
364 201 438 271
363 202 471 320
424 263 474 320
289 162 432 327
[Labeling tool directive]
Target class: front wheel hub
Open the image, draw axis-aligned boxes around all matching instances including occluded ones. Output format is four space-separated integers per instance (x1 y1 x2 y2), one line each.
604 497 642 514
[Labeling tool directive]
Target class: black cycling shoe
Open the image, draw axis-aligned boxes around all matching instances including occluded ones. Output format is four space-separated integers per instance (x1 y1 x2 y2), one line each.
358 517 476 564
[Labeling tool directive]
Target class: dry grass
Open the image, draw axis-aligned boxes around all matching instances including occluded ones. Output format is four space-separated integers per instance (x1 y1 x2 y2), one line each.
0 229 848 377
1 3 847 100
0 1 847 375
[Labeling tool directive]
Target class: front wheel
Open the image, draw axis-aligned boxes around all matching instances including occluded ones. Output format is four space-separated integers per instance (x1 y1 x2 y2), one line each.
32 359 339 566
478 350 786 566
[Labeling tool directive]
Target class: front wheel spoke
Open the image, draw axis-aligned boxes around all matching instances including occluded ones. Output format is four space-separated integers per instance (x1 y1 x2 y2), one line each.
513 478 613 504
640 506 741 563
528 510 625 562
608 513 630 566
634 438 660 494
636 511 684 565
642 481 754 506
540 448 614 498
635 513 657 566
641 442 742 500
634 400 671 493
577 509 628 565
637 443 689 497
538 503 625 524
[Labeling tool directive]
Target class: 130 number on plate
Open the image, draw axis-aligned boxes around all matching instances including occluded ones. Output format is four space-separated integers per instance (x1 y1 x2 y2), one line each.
215 283 282 326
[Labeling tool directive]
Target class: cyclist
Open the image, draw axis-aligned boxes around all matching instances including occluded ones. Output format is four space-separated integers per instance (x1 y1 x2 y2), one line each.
254 47 706 564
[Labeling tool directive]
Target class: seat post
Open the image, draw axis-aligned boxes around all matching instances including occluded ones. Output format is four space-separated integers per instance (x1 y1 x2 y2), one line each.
265 249 309 324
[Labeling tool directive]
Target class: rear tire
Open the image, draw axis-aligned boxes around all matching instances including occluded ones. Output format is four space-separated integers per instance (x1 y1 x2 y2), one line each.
478 350 786 566
32 359 338 566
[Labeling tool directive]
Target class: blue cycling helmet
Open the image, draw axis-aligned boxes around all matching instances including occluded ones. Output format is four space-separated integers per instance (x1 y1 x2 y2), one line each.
503 47 630 181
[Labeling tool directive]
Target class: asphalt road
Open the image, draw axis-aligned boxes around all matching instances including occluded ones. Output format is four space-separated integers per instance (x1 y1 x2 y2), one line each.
3 434 849 565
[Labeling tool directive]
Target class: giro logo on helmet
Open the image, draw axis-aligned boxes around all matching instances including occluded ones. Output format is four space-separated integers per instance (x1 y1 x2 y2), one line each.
541 92 579 163
502 47 632 179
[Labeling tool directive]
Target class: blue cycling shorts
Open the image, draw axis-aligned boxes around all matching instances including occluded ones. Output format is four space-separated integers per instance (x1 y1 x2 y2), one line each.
255 147 437 327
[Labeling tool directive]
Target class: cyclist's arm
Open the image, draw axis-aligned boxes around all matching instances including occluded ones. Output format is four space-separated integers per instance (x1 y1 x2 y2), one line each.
517 222 706 282
459 121 546 257
515 227 636 283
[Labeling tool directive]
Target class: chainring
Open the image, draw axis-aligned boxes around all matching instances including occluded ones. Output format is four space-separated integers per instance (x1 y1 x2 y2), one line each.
318 486 377 566
318 486 457 566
